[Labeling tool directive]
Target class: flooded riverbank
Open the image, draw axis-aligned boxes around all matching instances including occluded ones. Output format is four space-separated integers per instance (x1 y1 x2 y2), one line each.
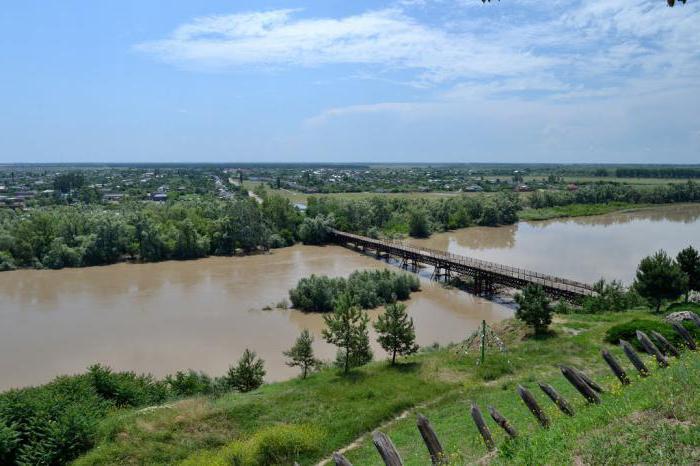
0 245 510 390
408 204 700 285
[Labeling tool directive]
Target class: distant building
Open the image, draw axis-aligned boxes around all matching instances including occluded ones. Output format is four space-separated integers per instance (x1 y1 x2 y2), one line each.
103 193 125 202
515 184 533 192
567 183 578 191
150 193 168 202
464 185 484 192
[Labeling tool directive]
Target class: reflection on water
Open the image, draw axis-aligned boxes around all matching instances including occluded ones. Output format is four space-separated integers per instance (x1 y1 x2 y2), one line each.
410 204 700 285
0 245 511 390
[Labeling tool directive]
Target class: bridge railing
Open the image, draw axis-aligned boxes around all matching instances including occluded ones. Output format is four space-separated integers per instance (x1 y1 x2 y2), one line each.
329 229 594 294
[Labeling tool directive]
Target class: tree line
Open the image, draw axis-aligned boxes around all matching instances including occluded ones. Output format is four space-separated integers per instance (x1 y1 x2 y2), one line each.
0 195 302 271
615 167 700 179
528 181 700 209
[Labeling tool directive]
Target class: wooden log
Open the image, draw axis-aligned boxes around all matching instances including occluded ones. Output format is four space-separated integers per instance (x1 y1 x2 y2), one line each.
636 330 669 367
470 403 495 451
619 339 649 376
372 431 404 466
601 349 630 385
650 330 681 358
672 322 697 350
333 452 353 466
516 385 550 428
560 366 601 403
571 367 604 393
487 405 518 439
416 414 445 464
538 382 575 416
690 312 700 329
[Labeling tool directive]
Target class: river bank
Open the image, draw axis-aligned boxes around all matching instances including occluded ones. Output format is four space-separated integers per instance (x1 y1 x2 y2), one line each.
71 306 700 465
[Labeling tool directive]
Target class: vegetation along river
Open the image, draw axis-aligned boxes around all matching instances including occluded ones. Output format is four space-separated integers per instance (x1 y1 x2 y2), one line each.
1 204 699 390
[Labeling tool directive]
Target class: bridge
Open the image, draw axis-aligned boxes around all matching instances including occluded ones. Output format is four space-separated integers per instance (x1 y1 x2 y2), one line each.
329 229 596 302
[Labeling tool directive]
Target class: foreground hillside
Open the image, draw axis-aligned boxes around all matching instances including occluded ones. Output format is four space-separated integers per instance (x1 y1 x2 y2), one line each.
72 306 700 465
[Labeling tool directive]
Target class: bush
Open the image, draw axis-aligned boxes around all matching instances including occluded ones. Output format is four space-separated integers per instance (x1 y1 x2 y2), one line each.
297 215 332 245
182 424 324 466
165 370 213 397
222 349 266 393
582 279 643 313
514 285 553 335
604 319 700 351
289 269 420 312
88 364 168 407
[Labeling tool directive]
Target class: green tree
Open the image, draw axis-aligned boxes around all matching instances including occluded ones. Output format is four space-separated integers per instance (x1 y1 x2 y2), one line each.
374 303 419 365
224 349 266 392
634 250 688 312
283 330 321 378
514 285 553 335
676 246 700 302
408 209 430 238
322 294 372 373
298 215 332 245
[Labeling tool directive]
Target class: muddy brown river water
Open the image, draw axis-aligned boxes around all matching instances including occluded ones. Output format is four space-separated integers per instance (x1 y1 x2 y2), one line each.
1 204 699 390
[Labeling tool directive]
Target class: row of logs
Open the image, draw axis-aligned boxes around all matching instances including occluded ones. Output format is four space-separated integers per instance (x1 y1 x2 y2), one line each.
332 319 698 465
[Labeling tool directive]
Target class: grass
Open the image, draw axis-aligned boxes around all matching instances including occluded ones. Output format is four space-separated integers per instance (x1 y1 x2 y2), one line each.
518 202 651 221
344 310 700 465
73 308 700 465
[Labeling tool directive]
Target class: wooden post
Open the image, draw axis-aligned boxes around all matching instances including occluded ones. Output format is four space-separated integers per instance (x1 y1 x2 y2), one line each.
601 349 630 385
538 382 575 416
333 452 353 466
636 331 668 367
560 366 601 403
516 385 550 428
619 340 649 377
671 322 697 350
487 406 518 439
470 403 495 451
650 330 681 358
372 431 404 466
416 414 445 465
572 368 603 393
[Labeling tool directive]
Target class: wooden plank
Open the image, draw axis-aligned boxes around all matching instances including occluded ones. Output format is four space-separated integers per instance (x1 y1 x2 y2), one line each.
538 382 575 416
416 414 446 464
332 452 353 466
571 368 603 393
671 322 697 350
487 405 518 439
636 330 669 367
470 403 495 451
372 431 404 466
619 339 649 377
517 385 550 428
650 331 681 358
560 366 601 403
601 349 630 385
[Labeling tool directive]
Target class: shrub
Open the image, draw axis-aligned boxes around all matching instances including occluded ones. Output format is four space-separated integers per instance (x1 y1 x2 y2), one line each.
289 269 420 312
183 424 324 466
297 215 333 245
87 364 168 407
514 285 553 335
165 370 213 397
222 349 266 393
604 319 700 351
582 279 643 313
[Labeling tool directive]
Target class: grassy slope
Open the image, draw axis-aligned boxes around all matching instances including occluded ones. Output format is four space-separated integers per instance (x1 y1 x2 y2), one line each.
74 306 700 465
345 310 700 465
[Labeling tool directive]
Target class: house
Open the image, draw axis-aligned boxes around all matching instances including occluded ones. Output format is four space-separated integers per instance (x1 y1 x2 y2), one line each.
150 193 168 202
103 193 125 202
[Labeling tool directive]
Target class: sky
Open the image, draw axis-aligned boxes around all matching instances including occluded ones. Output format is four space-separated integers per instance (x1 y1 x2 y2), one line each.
0 0 698 164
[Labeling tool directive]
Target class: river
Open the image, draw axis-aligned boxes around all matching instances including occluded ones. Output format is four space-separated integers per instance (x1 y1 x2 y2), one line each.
1 204 698 391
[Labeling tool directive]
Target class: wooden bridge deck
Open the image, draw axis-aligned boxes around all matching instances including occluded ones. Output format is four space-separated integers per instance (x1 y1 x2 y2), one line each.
329 229 596 301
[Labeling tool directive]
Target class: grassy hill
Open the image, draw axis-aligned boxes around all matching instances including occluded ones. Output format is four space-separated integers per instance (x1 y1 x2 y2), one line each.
71 305 700 465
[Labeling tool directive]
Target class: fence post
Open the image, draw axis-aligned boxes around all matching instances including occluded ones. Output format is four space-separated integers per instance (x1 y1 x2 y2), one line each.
416 414 445 465
636 331 669 367
470 403 495 451
517 385 550 428
372 431 404 466
560 366 601 403
671 322 697 350
601 349 630 385
650 331 681 358
619 340 649 377
487 406 518 439
538 382 575 416
332 452 353 466
572 367 604 393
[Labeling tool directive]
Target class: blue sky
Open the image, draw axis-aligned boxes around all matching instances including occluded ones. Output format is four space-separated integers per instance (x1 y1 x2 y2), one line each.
1 0 698 163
